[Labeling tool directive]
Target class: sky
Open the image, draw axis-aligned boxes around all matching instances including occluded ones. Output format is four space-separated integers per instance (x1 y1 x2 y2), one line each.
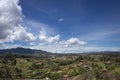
0 0 120 53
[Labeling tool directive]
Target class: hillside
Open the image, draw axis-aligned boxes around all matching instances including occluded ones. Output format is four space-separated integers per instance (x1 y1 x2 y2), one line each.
0 47 51 55
0 52 120 80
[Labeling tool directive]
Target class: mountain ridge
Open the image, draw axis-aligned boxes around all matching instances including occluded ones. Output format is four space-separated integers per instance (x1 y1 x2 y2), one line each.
0 47 119 55
0 47 51 55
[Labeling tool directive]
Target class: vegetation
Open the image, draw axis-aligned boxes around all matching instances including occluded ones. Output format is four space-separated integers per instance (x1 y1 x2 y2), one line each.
0 52 120 80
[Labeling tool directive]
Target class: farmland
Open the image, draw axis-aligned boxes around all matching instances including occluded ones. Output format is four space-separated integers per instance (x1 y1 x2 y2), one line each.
0 52 120 80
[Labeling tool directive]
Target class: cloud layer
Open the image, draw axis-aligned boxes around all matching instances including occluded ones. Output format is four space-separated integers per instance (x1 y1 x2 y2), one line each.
0 0 36 44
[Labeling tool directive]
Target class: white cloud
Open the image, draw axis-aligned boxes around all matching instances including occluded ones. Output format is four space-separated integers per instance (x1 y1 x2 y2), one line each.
62 37 87 47
0 0 36 44
13 26 36 41
48 35 60 43
36 29 87 53
39 28 60 43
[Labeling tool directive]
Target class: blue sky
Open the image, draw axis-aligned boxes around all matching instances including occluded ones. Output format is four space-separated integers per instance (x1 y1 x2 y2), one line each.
0 0 120 53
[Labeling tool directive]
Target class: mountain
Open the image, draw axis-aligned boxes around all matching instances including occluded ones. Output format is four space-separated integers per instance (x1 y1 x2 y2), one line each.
0 47 119 55
0 47 51 55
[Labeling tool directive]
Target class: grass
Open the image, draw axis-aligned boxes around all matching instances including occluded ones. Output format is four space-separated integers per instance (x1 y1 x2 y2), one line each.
115 67 120 73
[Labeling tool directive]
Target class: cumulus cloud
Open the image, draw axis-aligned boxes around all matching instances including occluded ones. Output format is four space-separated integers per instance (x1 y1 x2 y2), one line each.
13 26 36 41
0 0 36 44
39 28 60 43
62 37 87 47
37 28 87 52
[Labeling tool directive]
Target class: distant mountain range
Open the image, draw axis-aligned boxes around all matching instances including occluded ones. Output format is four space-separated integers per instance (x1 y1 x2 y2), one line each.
0 47 119 55
0 47 51 55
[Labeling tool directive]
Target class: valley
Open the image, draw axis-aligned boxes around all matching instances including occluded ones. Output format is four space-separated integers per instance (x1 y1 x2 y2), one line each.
0 48 120 80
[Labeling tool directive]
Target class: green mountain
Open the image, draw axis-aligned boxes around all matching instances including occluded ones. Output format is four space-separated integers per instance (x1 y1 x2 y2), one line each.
0 47 51 55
